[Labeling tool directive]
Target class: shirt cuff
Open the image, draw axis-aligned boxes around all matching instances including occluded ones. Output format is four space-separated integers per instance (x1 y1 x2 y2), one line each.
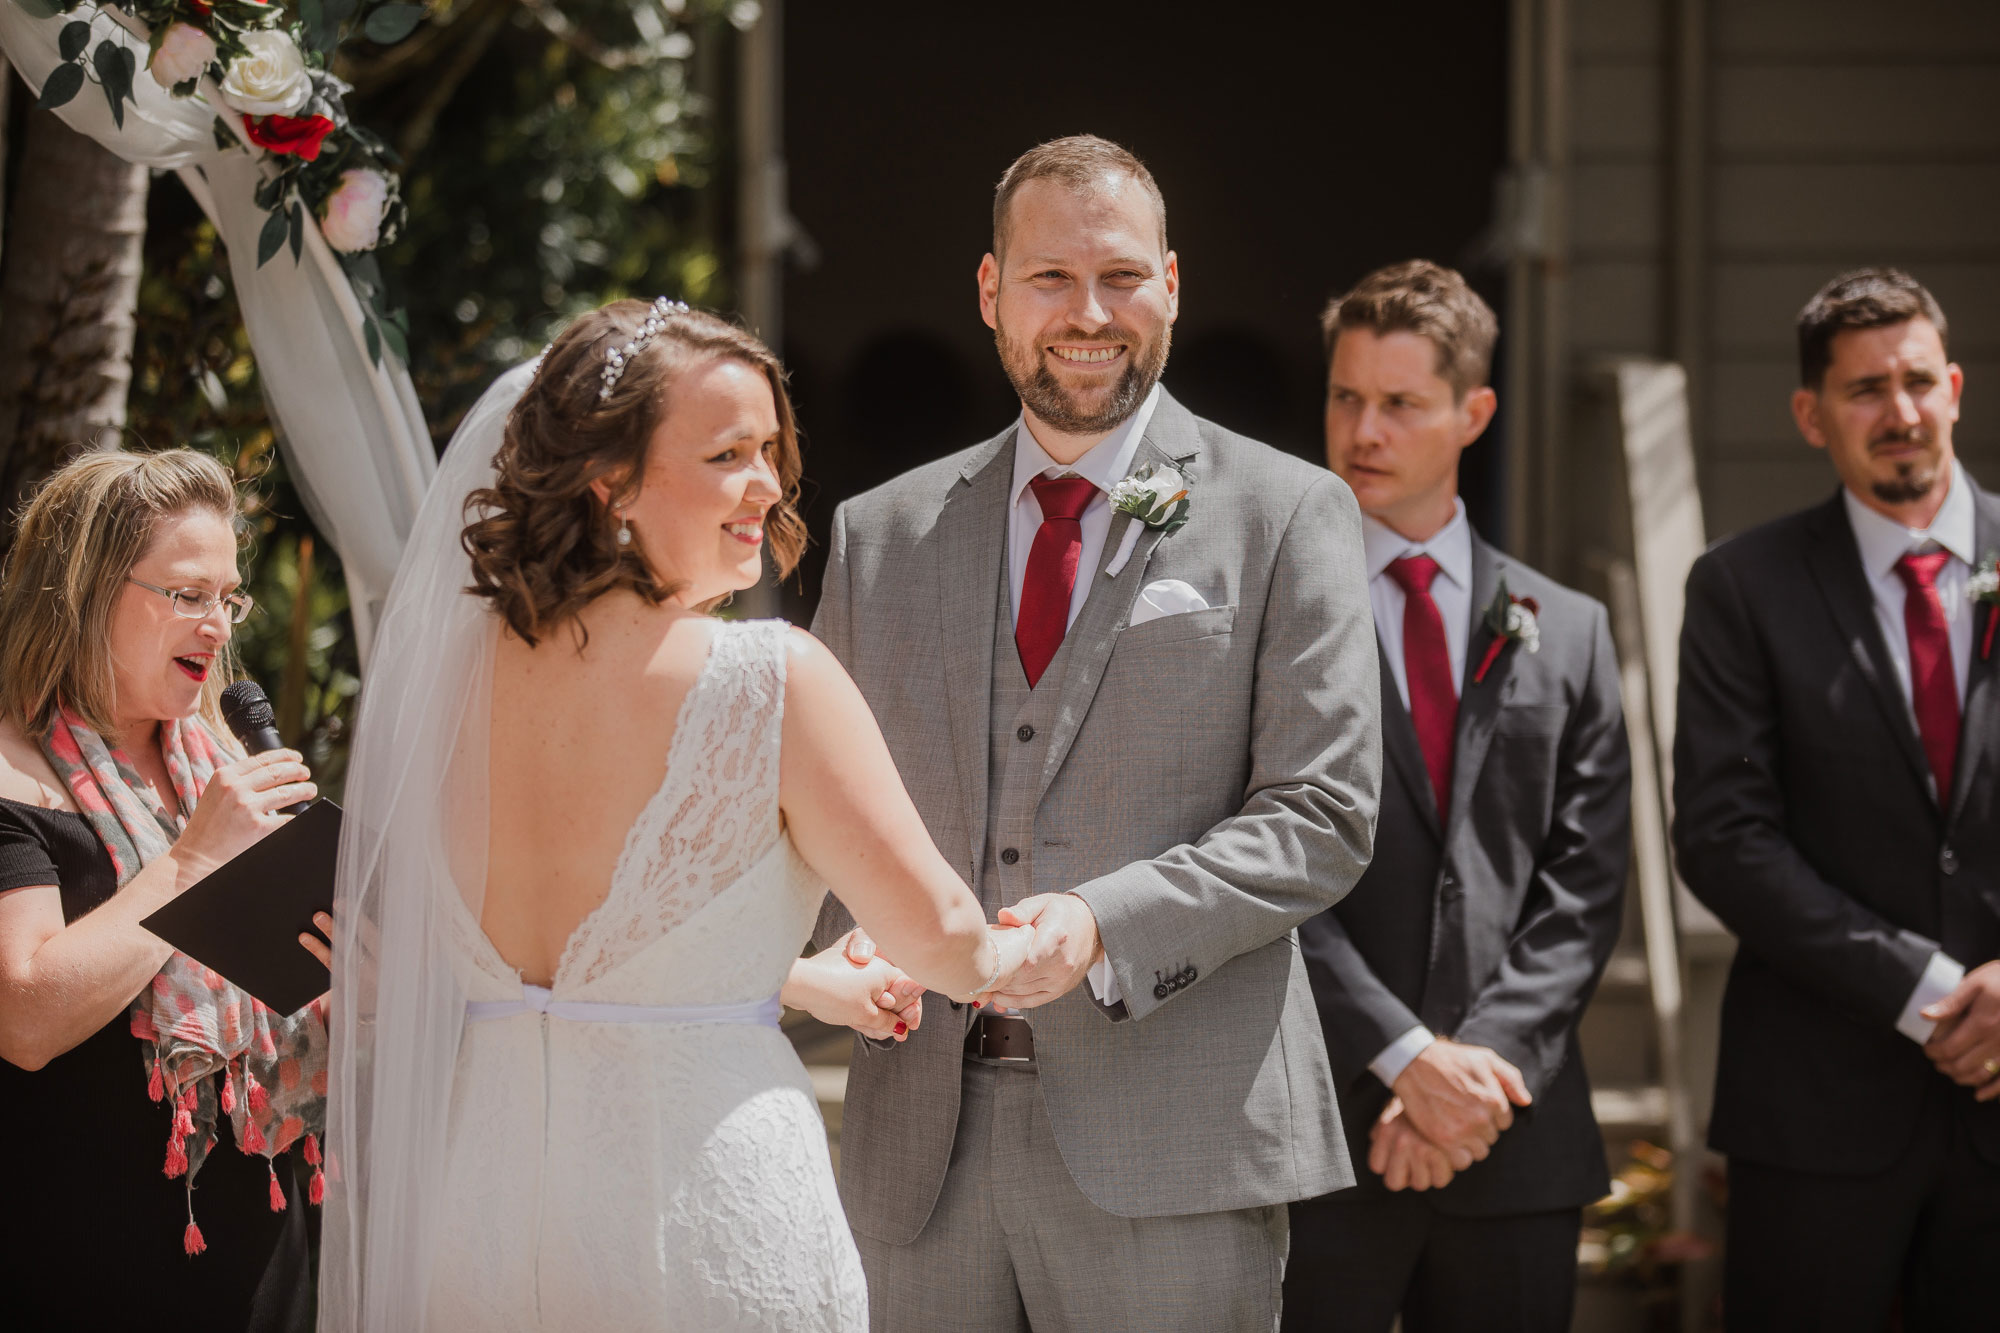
1370 1025 1437 1089
1086 953 1122 1006
1896 951 1966 1044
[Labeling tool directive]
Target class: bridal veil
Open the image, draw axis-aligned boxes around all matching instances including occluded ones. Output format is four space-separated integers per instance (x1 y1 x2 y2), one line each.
317 363 531 1330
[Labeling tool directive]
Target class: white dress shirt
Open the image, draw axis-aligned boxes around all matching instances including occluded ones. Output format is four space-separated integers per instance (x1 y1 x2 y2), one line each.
1358 499 1475 1087
1842 463 1979 1044
1004 384 1161 1008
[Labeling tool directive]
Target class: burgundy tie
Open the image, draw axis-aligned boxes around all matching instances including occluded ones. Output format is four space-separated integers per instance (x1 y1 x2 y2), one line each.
1387 555 1459 818
1016 476 1100 688
1894 550 1961 803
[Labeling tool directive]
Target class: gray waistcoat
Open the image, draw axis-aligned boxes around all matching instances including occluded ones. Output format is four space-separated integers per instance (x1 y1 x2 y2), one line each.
980 560 1071 917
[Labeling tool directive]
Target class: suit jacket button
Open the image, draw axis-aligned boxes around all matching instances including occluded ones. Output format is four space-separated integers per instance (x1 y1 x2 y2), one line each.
1941 845 1959 875
1000 847 1020 865
1185 967 1198 983
949 999 963 1011
1017 724 1036 743
1154 983 1172 1000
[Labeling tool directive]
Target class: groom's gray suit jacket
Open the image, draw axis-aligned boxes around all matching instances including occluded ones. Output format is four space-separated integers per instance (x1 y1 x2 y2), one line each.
811 389 1382 1244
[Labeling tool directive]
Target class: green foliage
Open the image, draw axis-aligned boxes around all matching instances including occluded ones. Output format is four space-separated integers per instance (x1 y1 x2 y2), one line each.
126 0 734 783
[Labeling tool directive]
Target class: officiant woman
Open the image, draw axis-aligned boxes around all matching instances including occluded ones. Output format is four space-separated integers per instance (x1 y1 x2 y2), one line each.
0 449 330 1333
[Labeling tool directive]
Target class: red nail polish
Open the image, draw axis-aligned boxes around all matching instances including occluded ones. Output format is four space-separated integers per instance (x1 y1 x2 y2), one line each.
972 1000 983 1009
894 1022 907 1035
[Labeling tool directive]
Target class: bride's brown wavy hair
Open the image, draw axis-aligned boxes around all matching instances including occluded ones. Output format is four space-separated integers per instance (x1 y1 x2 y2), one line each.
462 301 807 646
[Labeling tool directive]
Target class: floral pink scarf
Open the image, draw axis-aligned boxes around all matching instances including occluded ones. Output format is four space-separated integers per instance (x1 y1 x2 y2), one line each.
41 706 328 1255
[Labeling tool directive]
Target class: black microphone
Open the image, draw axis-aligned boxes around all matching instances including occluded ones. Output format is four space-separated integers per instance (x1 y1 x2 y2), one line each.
219 681 311 816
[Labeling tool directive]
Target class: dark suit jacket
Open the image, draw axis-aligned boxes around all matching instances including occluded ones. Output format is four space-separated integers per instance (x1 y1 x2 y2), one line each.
1673 485 2000 1173
1299 532 1630 1216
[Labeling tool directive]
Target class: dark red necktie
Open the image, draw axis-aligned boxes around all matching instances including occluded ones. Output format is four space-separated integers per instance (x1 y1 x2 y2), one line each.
1388 555 1459 818
1016 476 1100 688
1895 550 1960 803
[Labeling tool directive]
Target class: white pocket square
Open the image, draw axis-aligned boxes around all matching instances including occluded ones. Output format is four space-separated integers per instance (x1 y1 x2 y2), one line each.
1128 578 1210 627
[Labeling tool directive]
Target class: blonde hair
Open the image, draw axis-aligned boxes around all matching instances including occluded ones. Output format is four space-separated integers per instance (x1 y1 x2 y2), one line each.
0 449 244 738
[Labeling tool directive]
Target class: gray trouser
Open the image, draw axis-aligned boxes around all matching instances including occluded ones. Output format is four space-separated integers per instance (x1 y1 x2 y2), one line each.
856 1059 1289 1332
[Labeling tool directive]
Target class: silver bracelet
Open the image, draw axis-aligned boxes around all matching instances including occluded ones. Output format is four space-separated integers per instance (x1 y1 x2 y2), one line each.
967 950 1003 1002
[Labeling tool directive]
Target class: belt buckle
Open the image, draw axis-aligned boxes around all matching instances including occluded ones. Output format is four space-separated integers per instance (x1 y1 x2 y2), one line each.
977 1013 1034 1064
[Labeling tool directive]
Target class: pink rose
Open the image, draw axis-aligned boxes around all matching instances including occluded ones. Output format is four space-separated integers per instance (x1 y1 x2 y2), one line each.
149 22 217 90
319 168 393 253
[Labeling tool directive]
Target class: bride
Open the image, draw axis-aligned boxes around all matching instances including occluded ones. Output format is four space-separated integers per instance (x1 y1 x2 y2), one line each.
317 299 1034 1331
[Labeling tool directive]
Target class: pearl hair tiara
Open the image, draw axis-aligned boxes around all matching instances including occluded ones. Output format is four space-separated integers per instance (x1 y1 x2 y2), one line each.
599 297 691 401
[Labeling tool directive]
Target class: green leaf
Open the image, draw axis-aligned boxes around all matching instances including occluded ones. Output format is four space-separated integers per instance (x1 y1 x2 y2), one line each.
92 38 132 129
16 0 64 18
362 318 382 366
362 3 425 44
322 0 359 30
258 206 290 267
298 0 330 50
288 202 305 263
254 176 284 210
58 19 90 62
379 315 409 363
35 61 85 110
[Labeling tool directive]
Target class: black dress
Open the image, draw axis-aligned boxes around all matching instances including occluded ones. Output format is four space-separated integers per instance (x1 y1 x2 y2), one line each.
0 797 315 1332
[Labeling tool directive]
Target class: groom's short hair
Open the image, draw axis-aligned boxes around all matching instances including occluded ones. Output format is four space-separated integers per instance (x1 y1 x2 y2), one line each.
1321 260 1498 402
992 135 1167 262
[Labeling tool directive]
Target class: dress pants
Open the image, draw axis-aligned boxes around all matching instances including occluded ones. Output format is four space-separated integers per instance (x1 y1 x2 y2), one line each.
1725 1084 2000 1332
1281 1192 1580 1333
856 1059 1289 1332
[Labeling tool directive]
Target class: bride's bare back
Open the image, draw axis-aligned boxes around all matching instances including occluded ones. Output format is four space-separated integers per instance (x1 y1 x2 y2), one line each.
482 594 717 986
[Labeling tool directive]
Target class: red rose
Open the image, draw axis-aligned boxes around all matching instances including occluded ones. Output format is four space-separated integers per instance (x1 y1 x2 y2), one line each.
242 112 335 161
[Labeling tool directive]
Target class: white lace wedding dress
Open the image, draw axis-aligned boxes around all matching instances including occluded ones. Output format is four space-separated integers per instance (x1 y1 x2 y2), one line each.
428 619 868 1331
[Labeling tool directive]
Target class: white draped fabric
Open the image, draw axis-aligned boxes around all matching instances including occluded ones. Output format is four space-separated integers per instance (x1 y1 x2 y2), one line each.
0 2 436 656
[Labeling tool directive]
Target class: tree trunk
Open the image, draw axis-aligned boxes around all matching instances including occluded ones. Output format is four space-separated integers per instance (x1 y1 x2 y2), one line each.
0 103 150 540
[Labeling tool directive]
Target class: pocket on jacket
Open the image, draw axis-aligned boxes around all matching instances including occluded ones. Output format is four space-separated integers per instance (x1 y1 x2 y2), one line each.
1116 603 1237 648
1494 703 1566 737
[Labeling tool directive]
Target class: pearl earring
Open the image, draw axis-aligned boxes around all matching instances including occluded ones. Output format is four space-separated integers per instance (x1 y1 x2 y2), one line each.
616 516 633 547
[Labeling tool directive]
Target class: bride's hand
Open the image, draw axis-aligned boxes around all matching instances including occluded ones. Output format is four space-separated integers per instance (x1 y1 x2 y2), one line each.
783 931 923 1041
977 921 1038 1006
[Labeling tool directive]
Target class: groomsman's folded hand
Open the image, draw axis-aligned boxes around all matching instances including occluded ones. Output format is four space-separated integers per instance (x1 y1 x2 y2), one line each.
1921 960 2000 1096
1387 1037 1532 1168
1368 1098 1458 1192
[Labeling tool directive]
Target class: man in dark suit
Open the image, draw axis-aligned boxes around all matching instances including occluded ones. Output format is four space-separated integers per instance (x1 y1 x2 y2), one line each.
1285 260 1631 1332
1674 267 2000 1330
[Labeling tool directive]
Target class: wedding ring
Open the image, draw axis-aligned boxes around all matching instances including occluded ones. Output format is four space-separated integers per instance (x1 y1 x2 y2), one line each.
1983 1058 1999 1079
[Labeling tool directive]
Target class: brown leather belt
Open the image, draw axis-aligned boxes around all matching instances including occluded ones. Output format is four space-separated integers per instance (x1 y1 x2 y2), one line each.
964 1012 1035 1064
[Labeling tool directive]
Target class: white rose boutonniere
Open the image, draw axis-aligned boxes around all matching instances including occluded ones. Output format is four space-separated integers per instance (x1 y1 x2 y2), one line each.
1474 579 1541 683
220 30 313 117
1969 551 2000 661
1103 460 1193 577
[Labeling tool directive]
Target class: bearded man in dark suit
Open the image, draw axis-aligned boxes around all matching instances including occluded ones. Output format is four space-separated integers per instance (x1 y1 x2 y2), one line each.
1674 267 2000 1331
1284 260 1631 1333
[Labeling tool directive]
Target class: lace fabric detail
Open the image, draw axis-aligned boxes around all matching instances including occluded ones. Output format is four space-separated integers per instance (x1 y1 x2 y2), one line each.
555 619 790 989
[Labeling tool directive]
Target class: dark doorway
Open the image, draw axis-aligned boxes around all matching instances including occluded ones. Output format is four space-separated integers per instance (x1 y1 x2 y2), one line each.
780 5 1511 623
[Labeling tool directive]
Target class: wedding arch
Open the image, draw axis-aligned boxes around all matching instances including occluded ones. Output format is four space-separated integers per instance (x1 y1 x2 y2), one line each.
0 0 437 660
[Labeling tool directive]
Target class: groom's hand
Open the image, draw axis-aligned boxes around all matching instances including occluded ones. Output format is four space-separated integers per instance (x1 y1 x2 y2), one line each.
987 893 1103 1009
1389 1037 1532 1169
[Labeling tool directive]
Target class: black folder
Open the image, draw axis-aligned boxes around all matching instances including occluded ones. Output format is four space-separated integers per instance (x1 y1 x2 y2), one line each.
140 800 341 1017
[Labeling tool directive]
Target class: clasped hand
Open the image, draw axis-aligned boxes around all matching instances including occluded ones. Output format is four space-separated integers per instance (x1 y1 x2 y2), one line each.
1370 1038 1532 1191
1922 960 2000 1099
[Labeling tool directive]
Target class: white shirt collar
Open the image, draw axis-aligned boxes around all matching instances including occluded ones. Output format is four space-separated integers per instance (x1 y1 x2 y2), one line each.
1842 459 1977 578
1009 383 1163 509
1362 498 1474 590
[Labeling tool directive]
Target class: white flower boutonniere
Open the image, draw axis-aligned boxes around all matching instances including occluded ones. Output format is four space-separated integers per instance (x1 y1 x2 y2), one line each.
1474 579 1540 683
1969 552 2000 660
1103 461 1192 578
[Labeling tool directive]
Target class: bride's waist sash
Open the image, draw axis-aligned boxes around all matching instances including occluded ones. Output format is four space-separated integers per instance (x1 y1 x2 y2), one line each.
465 984 782 1028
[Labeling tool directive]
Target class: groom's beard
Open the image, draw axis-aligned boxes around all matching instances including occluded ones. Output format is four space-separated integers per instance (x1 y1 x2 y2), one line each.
995 318 1171 436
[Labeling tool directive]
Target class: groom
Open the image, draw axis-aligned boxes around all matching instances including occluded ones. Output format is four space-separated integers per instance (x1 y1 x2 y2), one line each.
811 134 1382 1330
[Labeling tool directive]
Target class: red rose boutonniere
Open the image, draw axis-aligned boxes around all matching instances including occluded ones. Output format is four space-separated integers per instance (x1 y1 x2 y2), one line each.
1967 552 2000 661
1473 579 1540 684
242 112 336 162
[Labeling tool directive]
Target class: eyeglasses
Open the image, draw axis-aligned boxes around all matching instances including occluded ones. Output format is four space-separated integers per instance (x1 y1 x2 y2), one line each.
126 577 255 625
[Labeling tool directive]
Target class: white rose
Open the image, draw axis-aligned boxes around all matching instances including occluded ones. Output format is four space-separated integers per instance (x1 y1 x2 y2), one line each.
320 169 392 253
1506 602 1541 653
149 23 217 90
220 30 312 117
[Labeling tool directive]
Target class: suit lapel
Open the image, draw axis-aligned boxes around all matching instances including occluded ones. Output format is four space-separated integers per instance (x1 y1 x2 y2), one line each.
937 430 1015 861
1444 533 1506 846
1033 393 1202 805
1378 642 1443 840
1950 483 2000 826
1804 493 1934 798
